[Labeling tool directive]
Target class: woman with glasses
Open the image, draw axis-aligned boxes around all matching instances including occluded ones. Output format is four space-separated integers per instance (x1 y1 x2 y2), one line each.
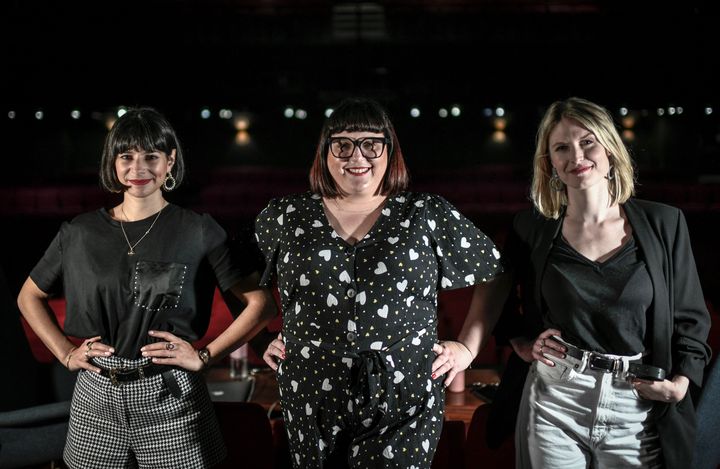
256 97 506 468
492 97 711 469
17 107 277 468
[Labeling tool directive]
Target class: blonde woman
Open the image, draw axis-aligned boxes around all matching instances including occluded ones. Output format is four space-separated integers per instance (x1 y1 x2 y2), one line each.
493 97 710 468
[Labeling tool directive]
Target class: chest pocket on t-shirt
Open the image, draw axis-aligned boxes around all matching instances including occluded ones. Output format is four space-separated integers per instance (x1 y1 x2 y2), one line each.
132 260 188 312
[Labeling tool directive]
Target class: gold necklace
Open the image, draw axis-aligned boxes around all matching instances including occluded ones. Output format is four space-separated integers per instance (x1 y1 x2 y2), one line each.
119 204 165 256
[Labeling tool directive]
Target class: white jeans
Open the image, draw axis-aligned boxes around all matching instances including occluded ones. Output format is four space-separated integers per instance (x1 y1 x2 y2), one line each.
518 352 662 469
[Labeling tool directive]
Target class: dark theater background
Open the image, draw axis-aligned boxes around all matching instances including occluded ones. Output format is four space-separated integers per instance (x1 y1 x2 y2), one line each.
2 0 720 466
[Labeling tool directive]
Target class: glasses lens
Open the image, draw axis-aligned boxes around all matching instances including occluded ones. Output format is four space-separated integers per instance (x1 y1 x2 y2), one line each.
330 138 354 158
359 138 385 159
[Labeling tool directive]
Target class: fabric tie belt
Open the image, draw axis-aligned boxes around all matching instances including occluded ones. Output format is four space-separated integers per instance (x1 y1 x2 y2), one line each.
561 340 666 381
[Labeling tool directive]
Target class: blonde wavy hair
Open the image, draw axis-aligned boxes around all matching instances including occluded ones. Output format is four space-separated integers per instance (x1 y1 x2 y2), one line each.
531 97 635 219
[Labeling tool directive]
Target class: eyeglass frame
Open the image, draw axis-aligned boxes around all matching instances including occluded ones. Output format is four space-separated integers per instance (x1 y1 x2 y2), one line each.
326 136 392 159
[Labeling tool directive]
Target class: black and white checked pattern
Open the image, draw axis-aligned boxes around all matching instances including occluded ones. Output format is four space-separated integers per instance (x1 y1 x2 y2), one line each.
64 356 225 468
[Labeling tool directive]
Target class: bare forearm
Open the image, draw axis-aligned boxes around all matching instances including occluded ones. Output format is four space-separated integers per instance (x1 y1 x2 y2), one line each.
204 288 277 365
456 273 511 358
17 277 75 361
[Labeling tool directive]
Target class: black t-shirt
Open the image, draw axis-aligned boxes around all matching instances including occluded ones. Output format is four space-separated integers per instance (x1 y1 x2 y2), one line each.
30 204 254 358
542 235 652 355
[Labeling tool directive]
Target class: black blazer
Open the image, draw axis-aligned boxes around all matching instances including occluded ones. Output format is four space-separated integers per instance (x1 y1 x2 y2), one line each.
490 198 711 468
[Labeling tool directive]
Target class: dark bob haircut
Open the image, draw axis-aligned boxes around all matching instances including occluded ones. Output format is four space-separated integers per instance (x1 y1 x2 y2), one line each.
99 107 185 192
309 98 409 198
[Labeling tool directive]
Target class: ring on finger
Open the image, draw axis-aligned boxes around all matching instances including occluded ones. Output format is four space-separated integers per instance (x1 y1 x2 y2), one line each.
166 342 175 351
87 341 94 351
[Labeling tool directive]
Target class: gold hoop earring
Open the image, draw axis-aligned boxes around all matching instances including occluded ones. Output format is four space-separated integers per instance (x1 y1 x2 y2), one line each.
163 172 177 191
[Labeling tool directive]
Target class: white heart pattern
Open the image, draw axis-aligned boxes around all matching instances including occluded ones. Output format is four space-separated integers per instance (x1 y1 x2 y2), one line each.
362 418 373 427
396 196 406 203
370 341 383 350
291 380 298 392
493 247 501 259
327 293 338 307
295 454 301 465
310 340 321 347
436 246 443 257
423 286 431 296
295 303 301 314
294 227 305 237
422 439 430 453
415 200 424 207
427 219 436 231
451 210 461 220
412 337 421 346
409 249 419 260
319 439 326 451
385 355 395 368
299 274 310 286
322 379 333 391
382 208 391 216
298 430 304 442
355 291 366 305
300 347 310 359
347 320 357 332
342 357 353 368
460 237 471 248
312 220 323 227
286 204 296 213
441 277 452 288
277 214 284 225
396 279 407 292
332 425 341 435
352 446 359 458
426 379 432 392
410 421 417 429
393 371 405 383
405 296 414 307
464 274 475 284
382 446 394 460
305 403 312 415
318 250 331 261
374 262 387 274
387 236 399 244
427 395 435 408
422 235 429 246
283 252 290 263
339 270 351 283
400 219 410 228
377 305 389 318
406 406 417 416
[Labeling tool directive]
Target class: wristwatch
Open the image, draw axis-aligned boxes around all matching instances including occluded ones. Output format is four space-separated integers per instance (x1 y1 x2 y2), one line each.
198 348 211 368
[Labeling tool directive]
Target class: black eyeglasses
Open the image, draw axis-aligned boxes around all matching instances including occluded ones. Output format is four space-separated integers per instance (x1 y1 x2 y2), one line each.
327 136 389 159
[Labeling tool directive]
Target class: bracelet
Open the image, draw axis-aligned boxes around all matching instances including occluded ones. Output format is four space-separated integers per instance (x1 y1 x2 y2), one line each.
64 346 77 369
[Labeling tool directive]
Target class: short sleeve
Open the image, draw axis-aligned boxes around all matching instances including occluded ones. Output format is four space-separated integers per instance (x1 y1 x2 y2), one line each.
29 226 65 295
202 214 256 292
254 198 283 287
424 194 503 290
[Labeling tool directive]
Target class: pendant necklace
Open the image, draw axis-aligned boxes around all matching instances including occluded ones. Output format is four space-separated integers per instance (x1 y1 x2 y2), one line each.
119 204 165 256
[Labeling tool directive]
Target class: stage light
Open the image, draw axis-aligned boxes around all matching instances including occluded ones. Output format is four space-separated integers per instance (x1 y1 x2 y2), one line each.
219 109 232 119
295 109 307 120
495 107 505 117
35 110 44 120
117 107 127 118
200 108 211 119
438 108 448 118
410 107 420 118
325 108 334 118
450 105 461 117
284 107 294 118
71 110 81 119
668 107 676 116
483 108 493 117
8 111 16 119
619 107 628 116
705 107 713 115
657 108 665 116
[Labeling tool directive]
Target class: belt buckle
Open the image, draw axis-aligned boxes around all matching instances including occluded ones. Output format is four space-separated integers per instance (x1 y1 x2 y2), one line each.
588 354 616 373
109 367 120 386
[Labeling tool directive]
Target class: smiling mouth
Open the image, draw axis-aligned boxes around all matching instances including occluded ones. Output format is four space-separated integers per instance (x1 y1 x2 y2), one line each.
128 179 153 185
571 166 593 175
345 167 371 175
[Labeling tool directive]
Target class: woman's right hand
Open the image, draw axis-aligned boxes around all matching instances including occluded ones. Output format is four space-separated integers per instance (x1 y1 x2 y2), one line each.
66 336 114 373
263 333 286 371
510 328 565 366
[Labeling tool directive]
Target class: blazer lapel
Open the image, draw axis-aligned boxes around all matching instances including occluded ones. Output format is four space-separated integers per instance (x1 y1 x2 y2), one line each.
532 215 563 312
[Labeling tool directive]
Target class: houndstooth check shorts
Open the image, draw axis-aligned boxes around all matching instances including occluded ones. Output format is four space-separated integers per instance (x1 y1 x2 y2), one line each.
63 355 226 469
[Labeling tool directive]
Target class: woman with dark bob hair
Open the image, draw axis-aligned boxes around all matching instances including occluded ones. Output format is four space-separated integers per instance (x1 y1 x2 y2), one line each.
17 107 277 468
257 97 507 468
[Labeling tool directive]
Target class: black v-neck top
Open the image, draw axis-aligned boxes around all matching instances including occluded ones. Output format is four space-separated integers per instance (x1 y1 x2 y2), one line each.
30 204 253 358
541 235 653 355
255 192 503 353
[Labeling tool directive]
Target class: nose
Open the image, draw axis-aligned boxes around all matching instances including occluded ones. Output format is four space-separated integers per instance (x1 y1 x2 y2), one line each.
570 145 585 163
131 157 148 173
349 144 366 161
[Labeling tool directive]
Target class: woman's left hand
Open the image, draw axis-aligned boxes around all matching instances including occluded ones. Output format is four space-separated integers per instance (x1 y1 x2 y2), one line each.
633 374 689 403
431 341 474 388
140 330 205 372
